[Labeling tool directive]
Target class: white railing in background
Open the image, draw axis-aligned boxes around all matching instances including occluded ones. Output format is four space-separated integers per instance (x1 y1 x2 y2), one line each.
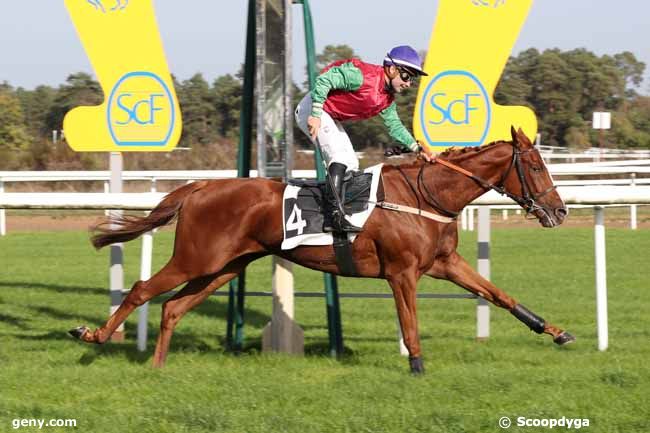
1 165 649 234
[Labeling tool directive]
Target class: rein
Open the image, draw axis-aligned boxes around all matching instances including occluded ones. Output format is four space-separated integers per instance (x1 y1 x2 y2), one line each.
382 141 558 223
431 144 557 217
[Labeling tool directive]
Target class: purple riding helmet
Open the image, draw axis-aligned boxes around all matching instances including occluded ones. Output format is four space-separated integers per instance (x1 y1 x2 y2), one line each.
383 45 428 76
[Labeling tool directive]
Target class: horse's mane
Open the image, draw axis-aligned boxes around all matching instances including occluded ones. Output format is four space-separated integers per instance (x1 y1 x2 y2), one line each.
390 140 509 170
436 139 508 159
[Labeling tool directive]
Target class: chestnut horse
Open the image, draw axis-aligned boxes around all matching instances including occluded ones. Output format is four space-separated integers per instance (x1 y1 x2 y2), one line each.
70 127 574 373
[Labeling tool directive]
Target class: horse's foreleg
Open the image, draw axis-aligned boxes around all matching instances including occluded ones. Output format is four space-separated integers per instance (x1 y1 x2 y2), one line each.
427 252 575 345
387 269 425 374
69 259 188 344
152 257 252 368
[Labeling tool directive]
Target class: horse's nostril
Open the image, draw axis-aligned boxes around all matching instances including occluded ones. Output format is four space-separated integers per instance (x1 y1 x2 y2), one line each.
555 207 568 219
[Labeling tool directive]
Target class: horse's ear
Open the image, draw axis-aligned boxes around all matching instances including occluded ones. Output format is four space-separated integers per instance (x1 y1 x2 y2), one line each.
510 126 519 147
516 128 533 147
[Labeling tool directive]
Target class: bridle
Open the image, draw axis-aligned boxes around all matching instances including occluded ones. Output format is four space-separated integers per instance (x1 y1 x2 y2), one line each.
398 141 557 219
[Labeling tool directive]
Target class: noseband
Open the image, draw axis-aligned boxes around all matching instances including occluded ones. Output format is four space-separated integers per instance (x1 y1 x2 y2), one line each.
491 145 557 218
411 142 557 218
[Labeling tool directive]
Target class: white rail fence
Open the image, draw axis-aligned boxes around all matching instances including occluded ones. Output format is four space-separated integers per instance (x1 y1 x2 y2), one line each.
1 185 649 352
1 164 649 235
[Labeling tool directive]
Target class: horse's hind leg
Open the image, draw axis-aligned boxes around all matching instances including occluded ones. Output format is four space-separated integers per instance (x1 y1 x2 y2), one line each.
152 257 251 368
69 259 189 344
427 252 575 345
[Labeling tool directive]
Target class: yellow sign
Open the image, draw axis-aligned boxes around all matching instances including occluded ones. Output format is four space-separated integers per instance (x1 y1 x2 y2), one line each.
414 0 536 152
63 0 181 152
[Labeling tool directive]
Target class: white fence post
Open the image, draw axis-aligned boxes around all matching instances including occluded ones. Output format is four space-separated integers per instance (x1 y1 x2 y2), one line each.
468 206 475 232
103 181 110 217
630 174 637 230
397 318 409 356
137 232 153 351
109 152 125 342
594 206 608 351
461 207 468 231
0 180 5 236
476 206 490 339
137 178 157 351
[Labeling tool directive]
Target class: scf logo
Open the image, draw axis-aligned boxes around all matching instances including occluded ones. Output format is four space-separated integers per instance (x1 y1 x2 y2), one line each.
107 71 175 146
115 93 165 125
419 70 491 147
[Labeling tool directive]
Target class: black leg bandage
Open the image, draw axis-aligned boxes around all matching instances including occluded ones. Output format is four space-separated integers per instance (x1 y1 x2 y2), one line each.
511 304 545 334
409 356 425 375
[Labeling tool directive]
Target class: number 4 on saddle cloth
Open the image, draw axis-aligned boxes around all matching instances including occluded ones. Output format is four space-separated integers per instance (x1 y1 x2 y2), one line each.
281 164 384 251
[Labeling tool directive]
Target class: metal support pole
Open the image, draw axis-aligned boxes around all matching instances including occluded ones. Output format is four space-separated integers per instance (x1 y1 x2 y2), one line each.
476 206 490 339
226 273 246 351
226 0 256 350
594 206 608 351
302 0 343 357
0 180 5 236
255 0 266 177
324 274 344 356
283 0 294 180
109 152 125 342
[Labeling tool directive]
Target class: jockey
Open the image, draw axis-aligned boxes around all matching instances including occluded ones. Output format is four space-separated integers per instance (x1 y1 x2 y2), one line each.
295 45 435 233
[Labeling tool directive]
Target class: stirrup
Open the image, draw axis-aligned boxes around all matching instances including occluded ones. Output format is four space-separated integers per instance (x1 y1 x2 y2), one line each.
326 211 362 233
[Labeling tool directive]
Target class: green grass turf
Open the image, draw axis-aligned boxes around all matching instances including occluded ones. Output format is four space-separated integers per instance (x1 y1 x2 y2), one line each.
0 226 649 433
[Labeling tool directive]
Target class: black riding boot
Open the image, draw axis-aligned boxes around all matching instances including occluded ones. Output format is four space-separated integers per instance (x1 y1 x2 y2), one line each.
323 162 362 233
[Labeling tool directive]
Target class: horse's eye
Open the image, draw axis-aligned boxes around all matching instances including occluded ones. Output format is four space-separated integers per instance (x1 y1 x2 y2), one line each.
531 166 542 173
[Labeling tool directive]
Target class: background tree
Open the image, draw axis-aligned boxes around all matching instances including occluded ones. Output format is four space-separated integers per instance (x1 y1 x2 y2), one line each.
0 83 33 169
45 73 103 134
495 48 646 148
212 74 242 139
315 44 357 72
176 73 218 148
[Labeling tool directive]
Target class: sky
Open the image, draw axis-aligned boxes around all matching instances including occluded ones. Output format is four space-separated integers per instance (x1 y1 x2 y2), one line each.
0 1 648 94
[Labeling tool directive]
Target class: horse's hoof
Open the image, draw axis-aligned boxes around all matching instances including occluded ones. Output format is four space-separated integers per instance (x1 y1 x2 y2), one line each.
409 356 425 375
554 331 576 346
68 326 90 340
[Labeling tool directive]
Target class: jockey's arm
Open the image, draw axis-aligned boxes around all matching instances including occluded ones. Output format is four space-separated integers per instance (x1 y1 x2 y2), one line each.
380 103 435 162
379 102 419 152
309 63 363 118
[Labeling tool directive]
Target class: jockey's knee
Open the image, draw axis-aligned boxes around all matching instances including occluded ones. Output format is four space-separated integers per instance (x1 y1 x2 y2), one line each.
329 156 358 172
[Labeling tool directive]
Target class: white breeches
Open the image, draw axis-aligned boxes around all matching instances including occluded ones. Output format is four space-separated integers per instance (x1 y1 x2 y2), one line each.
295 94 359 171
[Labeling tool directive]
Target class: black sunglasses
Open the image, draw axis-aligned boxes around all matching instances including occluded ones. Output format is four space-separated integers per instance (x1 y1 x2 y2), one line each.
398 69 416 82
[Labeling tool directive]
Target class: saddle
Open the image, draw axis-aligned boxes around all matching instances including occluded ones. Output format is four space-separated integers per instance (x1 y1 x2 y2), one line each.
287 171 384 215
282 165 385 276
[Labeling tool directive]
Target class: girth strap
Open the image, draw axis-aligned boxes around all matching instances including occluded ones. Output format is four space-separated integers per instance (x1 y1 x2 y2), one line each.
375 201 455 224
333 232 358 276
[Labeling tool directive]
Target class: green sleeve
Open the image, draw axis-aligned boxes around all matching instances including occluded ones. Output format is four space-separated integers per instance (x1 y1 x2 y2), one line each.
310 62 363 117
379 102 419 151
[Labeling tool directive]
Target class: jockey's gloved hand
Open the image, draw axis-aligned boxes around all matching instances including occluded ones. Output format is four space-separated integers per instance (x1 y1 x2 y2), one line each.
418 143 436 163
384 146 413 157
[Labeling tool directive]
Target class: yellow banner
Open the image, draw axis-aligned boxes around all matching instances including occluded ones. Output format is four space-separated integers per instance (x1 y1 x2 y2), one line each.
414 0 536 152
63 0 181 152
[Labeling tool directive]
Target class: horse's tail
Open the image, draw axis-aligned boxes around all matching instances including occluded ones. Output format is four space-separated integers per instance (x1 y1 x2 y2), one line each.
90 180 208 250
